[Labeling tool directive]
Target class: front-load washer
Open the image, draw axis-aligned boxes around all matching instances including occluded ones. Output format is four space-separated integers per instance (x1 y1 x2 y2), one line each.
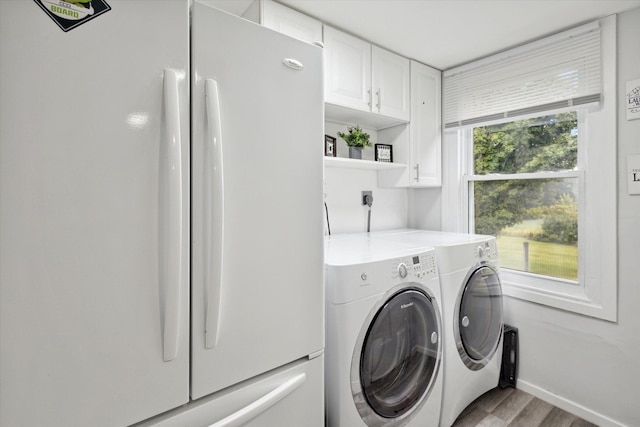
325 234 443 427
371 230 504 427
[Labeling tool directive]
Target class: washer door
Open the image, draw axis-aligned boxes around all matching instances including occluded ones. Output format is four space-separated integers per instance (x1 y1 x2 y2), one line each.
353 288 441 425
456 264 503 370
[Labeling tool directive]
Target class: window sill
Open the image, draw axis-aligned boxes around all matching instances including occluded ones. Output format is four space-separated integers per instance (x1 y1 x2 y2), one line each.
500 269 616 322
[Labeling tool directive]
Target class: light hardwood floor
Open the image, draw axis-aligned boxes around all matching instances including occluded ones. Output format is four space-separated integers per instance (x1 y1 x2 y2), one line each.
451 387 598 427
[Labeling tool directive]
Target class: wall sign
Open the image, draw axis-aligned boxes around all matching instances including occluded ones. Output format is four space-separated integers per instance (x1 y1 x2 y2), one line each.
34 0 111 32
627 78 640 121
375 144 393 163
324 135 336 157
628 154 640 195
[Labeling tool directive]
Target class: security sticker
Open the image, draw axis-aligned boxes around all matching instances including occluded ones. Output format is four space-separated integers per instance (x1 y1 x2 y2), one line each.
34 0 111 32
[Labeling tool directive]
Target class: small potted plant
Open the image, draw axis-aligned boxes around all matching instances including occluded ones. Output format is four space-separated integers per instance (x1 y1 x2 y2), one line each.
337 125 372 159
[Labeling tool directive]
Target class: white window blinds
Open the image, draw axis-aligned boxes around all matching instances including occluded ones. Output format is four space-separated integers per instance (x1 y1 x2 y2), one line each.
443 21 601 129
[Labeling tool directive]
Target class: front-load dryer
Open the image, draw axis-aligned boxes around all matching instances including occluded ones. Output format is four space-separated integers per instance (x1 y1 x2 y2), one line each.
371 230 504 427
325 234 443 427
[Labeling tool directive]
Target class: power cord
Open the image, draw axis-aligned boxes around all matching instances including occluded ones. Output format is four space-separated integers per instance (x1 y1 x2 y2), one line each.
325 202 331 235
364 194 373 233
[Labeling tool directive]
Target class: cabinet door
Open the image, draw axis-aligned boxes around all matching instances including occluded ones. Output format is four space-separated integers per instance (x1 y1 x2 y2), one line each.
261 0 322 45
410 60 441 187
372 46 411 121
324 26 372 112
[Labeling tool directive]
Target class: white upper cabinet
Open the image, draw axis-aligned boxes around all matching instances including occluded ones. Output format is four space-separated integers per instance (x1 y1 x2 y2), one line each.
324 26 372 112
372 46 411 121
409 60 441 186
324 26 410 123
378 60 441 187
243 0 322 46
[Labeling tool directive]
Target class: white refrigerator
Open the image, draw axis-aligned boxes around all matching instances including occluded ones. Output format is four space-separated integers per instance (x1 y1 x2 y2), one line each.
0 1 324 426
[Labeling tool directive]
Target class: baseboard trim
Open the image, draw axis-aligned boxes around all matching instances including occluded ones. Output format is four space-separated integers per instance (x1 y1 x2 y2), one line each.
516 380 625 427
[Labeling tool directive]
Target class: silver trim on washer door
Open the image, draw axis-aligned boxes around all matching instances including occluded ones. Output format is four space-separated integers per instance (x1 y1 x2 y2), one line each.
350 283 443 427
454 262 504 371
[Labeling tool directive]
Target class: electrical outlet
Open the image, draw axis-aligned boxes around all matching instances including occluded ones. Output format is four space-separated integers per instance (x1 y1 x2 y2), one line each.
362 191 373 206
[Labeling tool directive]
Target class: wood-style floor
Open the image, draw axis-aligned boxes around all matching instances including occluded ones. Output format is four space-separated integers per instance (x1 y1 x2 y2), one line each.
451 387 598 427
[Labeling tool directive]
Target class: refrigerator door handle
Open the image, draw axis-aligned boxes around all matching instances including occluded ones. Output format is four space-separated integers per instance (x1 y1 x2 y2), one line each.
204 79 224 349
161 69 183 362
208 373 306 427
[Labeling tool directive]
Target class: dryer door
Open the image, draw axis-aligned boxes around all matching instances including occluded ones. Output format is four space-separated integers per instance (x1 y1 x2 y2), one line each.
353 288 441 426
456 265 503 370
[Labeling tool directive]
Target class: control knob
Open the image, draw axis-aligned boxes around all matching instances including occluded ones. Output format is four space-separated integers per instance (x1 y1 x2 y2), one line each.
398 263 408 278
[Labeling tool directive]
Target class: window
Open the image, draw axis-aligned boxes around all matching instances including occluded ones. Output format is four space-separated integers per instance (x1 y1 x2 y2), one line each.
470 112 580 281
442 17 617 321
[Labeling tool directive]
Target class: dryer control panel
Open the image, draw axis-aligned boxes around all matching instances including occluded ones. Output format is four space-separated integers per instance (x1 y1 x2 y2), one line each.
475 239 499 263
392 252 438 281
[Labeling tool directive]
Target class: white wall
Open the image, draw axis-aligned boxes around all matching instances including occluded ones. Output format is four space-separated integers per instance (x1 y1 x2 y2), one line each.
323 172 444 235
323 166 408 235
408 188 442 230
323 121 409 235
500 8 640 427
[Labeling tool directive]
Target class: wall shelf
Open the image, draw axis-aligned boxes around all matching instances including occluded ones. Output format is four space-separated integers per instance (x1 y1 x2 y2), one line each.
324 157 407 170
325 103 408 131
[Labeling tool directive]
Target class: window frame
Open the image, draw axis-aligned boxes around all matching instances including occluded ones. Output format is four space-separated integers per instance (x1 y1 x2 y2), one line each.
442 16 617 321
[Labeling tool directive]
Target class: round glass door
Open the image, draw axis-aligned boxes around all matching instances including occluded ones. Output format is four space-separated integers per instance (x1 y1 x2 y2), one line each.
456 265 503 370
358 289 440 420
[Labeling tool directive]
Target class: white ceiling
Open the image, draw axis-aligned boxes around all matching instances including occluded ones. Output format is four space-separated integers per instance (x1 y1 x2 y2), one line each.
211 0 640 70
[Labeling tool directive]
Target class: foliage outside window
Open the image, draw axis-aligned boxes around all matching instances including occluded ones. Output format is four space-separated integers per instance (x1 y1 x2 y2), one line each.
470 112 580 281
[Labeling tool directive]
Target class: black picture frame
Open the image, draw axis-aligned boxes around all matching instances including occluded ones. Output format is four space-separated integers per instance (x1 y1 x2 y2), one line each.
325 135 337 157
375 144 393 163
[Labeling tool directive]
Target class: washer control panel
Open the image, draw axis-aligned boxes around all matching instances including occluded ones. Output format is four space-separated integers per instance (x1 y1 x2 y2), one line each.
398 263 408 278
392 252 438 281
